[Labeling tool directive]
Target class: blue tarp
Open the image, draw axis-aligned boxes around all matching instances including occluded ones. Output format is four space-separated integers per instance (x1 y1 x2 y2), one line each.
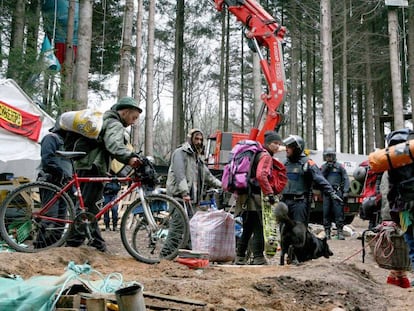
0 262 123 311
0 273 67 311
41 0 79 45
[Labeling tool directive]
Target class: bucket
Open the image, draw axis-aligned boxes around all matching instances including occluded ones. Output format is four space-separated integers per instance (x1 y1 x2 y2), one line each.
115 283 146 311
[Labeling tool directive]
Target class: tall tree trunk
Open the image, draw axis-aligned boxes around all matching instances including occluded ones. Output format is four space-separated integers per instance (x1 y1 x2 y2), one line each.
388 8 404 129
252 54 261 123
409 3 414 129
132 0 144 152
7 0 25 81
224 11 230 132
240 32 245 132
74 0 93 109
63 0 76 102
364 34 374 153
289 2 299 135
144 0 155 156
320 0 335 149
172 0 184 150
341 2 349 153
305 37 314 149
356 85 364 154
118 0 134 98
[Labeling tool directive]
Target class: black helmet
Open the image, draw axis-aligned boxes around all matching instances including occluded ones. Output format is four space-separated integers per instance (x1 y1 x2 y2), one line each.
386 128 414 147
283 135 305 154
323 147 336 162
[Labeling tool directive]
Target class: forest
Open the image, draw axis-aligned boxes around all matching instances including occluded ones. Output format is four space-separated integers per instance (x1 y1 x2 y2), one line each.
0 0 413 164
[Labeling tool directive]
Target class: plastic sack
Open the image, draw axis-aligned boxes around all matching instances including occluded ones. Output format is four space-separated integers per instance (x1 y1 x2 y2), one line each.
59 109 103 139
190 210 236 262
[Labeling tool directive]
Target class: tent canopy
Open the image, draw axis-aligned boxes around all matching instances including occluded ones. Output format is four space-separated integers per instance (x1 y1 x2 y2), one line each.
0 79 55 181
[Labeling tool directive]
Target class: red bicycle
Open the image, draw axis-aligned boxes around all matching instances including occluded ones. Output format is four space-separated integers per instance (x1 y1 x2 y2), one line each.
0 151 189 264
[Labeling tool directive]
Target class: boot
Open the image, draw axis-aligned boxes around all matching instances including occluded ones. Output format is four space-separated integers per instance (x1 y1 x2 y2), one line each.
113 224 118 232
104 223 110 231
325 229 331 240
251 256 267 265
337 229 345 240
234 256 246 265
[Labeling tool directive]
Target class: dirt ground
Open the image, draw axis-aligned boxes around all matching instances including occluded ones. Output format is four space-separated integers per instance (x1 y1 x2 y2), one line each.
0 217 413 311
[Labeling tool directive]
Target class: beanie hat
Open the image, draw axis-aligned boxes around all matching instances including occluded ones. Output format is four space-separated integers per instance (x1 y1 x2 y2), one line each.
264 131 282 145
114 96 143 113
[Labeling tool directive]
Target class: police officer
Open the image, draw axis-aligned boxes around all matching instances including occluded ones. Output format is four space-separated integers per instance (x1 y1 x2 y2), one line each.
321 148 350 240
281 135 341 226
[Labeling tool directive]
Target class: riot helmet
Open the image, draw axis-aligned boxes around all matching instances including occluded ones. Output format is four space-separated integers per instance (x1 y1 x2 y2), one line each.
283 135 305 156
323 147 336 162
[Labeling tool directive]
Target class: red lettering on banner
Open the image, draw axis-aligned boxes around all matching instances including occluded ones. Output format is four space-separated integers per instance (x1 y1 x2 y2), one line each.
0 100 42 142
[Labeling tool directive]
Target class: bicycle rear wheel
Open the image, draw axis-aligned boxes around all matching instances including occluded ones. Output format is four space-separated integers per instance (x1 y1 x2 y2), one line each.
0 181 75 252
120 193 189 264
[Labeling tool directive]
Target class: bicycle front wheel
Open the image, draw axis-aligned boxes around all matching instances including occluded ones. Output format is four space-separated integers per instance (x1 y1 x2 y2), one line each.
120 193 189 264
0 181 75 252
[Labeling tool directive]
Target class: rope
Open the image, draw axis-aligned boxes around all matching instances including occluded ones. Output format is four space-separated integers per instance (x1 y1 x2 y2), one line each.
50 261 124 310
339 232 378 264
373 227 395 261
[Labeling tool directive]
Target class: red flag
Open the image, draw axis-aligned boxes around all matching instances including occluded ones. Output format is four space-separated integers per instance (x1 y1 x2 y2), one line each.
0 100 42 142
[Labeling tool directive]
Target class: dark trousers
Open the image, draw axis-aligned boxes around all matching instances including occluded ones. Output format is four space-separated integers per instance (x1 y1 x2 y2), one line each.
66 166 106 251
237 210 264 258
34 186 68 248
104 194 119 227
282 198 309 225
322 194 344 230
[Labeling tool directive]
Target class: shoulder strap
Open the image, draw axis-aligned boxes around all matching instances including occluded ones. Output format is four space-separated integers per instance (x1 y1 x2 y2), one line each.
249 150 264 180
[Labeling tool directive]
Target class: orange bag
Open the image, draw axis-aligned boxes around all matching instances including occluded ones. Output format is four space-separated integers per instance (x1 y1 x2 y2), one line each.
368 140 414 173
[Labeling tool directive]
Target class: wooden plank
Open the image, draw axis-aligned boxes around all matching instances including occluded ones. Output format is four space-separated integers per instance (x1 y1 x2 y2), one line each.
143 291 207 306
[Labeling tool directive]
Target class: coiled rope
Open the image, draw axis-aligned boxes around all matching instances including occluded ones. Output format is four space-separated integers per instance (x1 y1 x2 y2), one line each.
50 261 124 310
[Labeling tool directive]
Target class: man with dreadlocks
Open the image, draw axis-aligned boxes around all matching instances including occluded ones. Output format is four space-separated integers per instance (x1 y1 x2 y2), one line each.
166 129 222 218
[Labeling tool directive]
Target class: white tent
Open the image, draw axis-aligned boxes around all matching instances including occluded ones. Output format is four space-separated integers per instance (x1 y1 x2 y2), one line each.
0 79 55 181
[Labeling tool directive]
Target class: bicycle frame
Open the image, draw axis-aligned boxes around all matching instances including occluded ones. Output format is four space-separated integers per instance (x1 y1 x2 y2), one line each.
36 172 158 230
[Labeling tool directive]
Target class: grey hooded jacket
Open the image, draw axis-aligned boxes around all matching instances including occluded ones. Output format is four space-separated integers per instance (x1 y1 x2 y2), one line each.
166 141 221 203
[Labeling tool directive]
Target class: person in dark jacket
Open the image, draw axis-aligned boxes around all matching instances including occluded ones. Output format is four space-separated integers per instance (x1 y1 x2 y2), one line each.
234 131 283 266
281 135 341 226
34 122 72 248
66 96 143 252
321 148 350 240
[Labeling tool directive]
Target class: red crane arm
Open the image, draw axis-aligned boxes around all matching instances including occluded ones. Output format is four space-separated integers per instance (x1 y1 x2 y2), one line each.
213 0 287 143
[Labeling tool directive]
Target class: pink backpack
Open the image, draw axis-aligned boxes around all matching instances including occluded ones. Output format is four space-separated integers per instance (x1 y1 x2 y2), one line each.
221 140 265 194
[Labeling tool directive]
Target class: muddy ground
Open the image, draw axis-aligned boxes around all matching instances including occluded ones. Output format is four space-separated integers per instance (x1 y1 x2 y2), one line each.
0 218 413 311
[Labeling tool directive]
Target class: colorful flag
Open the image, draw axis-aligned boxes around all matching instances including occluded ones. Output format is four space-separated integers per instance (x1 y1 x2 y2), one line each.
0 100 42 142
41 36 61 72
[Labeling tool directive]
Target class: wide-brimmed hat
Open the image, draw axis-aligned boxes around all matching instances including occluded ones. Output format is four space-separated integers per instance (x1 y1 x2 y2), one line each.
114 97 142 113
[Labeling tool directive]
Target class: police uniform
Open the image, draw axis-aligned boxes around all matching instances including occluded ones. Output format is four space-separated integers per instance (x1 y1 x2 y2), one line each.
282 154 335 225
321 161 350 238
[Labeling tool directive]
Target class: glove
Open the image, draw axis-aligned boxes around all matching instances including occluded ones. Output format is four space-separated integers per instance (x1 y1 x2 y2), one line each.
266 194 276 205
330 192 343 203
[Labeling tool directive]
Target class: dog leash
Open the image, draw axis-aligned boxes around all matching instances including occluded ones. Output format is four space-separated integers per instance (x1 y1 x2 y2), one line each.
339 232 379 264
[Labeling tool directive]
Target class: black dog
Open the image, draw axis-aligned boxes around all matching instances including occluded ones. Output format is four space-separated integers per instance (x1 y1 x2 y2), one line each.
273 202 333 265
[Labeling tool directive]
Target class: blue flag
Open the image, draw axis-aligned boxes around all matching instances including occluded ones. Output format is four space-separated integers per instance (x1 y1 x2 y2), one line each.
41 36 61 72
